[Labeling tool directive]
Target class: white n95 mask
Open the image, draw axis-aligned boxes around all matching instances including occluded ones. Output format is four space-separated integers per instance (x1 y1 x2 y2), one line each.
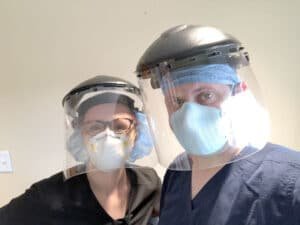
87 129 132 171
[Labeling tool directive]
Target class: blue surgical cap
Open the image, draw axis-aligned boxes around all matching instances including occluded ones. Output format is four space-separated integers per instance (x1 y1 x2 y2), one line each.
161 64 240 92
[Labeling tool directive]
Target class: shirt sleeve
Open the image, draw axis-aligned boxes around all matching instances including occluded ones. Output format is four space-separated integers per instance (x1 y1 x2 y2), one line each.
292 174 300 224
0 183 43 225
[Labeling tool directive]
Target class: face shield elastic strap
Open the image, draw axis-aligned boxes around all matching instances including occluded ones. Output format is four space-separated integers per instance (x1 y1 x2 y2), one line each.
160 64 240 94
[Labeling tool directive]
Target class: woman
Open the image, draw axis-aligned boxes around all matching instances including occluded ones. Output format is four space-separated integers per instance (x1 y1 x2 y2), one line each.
0 75 161 225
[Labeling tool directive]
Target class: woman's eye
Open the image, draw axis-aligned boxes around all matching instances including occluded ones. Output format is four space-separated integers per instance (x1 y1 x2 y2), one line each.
88 125 102 133
114 124 126 131
83 123 104 135
90 125 101 131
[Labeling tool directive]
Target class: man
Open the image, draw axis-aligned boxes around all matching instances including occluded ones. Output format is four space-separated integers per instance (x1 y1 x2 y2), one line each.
136 25 300 225
0 75 160 225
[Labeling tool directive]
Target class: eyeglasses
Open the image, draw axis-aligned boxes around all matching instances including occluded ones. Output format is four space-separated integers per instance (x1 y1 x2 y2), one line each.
81 118 135 136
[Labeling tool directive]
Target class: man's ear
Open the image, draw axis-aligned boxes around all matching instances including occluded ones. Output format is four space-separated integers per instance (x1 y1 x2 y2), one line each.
233 82 247 95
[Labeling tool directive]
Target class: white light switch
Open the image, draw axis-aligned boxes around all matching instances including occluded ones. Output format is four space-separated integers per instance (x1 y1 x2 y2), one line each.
0 150 13 173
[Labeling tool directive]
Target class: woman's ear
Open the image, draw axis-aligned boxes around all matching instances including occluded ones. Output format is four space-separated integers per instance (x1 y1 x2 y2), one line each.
129 123 138 143
71 118 79 129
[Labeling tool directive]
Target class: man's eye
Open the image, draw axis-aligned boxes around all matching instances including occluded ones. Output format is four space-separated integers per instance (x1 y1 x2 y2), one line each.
203 92 214 99
197 91 218 105
174 97 185 106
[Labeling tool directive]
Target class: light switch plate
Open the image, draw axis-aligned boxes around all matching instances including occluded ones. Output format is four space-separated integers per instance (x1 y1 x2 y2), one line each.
0 150 13 173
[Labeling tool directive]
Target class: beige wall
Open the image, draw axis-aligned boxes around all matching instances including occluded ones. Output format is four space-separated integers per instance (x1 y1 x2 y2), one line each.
0 0 299 206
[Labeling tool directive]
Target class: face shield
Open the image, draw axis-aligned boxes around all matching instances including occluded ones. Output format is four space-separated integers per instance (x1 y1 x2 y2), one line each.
63 84 158 180
138 48 270 171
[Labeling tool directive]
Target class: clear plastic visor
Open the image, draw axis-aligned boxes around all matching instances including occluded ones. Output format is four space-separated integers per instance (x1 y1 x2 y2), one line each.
138 63 270 171
63 87 159 180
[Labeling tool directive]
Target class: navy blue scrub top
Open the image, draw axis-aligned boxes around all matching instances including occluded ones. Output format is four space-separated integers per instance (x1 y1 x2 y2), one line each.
158 143 300 225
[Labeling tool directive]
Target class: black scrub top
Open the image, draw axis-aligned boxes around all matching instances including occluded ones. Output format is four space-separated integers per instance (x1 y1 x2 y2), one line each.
158 143 300 225
0 167 161 225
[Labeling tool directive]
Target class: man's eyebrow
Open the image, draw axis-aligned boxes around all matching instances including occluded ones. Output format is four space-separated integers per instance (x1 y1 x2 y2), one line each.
166 87 206 101
191 85 231 95
191 87 207 95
